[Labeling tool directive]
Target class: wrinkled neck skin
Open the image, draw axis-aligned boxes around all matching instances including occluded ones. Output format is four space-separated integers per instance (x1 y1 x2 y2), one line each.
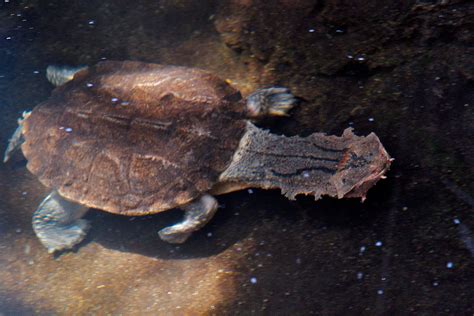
215 122 391 201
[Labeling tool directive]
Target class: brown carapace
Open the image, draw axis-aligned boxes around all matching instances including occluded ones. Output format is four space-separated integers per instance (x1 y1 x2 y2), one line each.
22 61 247 216
4 61 391 253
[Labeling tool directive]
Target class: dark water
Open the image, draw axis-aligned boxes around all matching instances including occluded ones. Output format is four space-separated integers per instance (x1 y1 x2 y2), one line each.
0 1 473 314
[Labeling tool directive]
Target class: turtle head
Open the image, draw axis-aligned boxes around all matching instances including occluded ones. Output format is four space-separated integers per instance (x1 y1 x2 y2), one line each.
331 130 392 201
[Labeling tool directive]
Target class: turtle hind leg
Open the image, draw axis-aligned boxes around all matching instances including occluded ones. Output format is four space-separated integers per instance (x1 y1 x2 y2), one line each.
3 111 31 163
246 87 299 118
46 65 88 87
158 194 218 244
33 191 90 253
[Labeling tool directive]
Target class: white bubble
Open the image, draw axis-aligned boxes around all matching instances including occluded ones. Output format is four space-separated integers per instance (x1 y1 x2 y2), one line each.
247 189 254 194
357 57 365 61
446 262 454 269
207 232 213 237
88 20 95 25
33 70 39 74
303 171 310 178
250 277 257 284
360 246 366 253
111 98 118 102
65 127 73 133
308 28 315 33
453 218 460 225
368 117 375 122
375 241 383 247
357 272 364 280
120 101 129 106
377 289 384 295
86 83 94 87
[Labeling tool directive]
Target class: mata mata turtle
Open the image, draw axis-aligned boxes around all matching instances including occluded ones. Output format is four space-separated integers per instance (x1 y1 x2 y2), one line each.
4 61 391 253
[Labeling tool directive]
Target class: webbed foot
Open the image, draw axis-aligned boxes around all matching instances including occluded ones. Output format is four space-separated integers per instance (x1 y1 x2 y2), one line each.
159 194 218 244
3 111 30 163
32 191 90 253
246 87 298 118
46 65 88 87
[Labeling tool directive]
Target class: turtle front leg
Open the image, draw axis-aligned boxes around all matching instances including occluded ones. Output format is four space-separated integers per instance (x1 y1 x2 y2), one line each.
246 87 299 118
46 65 88 87
3 111 31 163
33 191 90 253
158 194 218 244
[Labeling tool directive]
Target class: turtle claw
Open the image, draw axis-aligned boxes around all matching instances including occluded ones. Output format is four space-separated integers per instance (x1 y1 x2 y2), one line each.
158 194 218 244
32 191 90 253
41 219 90 254
246 87 299 118
159 227 192 244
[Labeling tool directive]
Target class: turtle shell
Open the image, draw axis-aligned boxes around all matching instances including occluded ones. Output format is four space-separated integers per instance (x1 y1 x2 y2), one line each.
21 61 247 215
